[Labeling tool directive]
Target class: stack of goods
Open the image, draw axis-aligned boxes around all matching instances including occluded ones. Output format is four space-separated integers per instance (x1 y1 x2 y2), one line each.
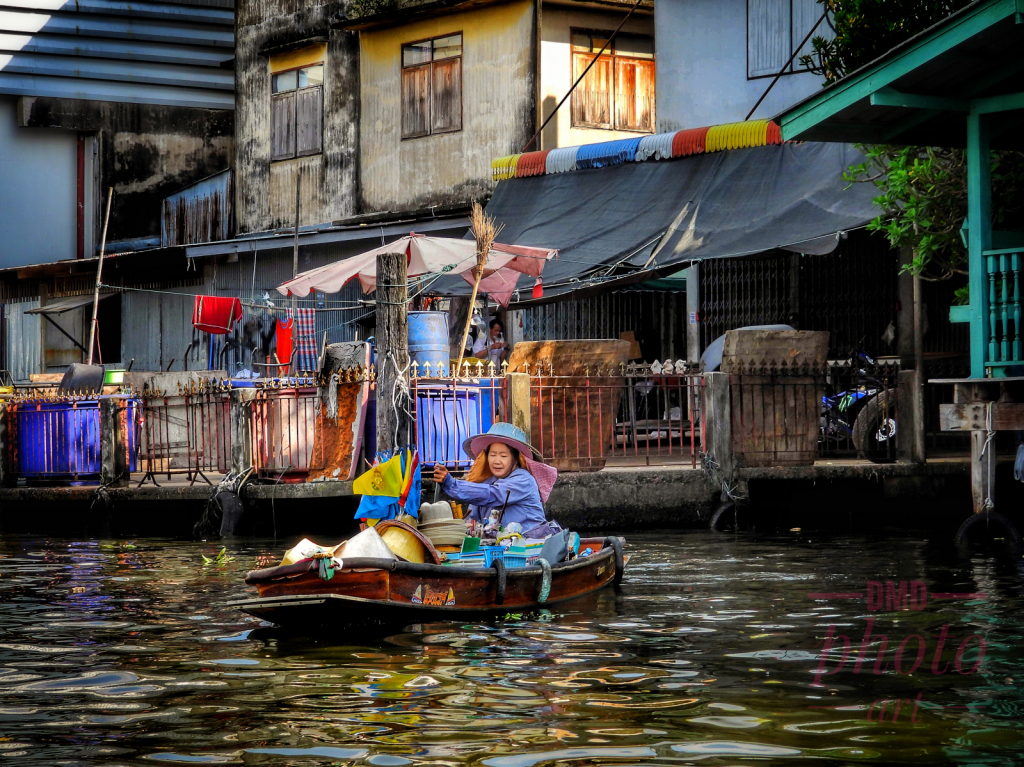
417 502 467 550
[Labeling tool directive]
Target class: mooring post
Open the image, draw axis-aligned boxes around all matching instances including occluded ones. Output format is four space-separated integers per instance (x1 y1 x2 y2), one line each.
703 371 735 483
99 398 128 487
375 251 410 452
229 388 253 476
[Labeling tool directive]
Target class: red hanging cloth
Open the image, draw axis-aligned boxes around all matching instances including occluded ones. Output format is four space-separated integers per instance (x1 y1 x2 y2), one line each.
192 296 243 335
276 316 295 370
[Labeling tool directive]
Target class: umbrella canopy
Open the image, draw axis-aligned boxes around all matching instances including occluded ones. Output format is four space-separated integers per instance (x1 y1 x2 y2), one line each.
276 234 557 307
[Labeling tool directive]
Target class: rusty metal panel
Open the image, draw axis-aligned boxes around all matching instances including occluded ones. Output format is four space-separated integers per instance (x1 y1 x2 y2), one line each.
161 169 233 247
5 299 42 382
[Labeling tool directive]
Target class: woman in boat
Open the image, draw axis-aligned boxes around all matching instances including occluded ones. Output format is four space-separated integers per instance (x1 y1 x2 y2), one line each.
432 423 559 539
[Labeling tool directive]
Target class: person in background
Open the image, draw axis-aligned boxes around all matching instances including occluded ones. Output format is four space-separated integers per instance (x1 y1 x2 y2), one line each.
472 318 508 368
432 423 559 539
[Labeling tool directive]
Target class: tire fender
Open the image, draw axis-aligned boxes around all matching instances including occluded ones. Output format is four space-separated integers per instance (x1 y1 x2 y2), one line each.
603 536 625 586
537 558 552 604
491 558 507 605
955 511 1022 548
710 502 736 531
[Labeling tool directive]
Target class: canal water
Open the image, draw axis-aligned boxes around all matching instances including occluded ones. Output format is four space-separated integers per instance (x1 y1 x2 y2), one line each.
0 531 1021 766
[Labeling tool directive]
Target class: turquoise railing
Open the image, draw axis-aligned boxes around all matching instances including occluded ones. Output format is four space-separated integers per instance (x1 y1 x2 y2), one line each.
985 248 1022 366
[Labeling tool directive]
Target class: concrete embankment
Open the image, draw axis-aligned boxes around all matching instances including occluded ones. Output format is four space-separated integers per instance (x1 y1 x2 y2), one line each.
0 458 1020 538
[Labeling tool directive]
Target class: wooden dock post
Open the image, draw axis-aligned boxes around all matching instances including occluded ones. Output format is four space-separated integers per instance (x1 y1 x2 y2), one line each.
375 251 410 452
99 398 128 487
703 372 735 481
507 372 532 443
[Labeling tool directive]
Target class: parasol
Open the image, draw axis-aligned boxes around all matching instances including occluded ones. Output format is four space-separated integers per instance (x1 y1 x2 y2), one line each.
276 233 556 307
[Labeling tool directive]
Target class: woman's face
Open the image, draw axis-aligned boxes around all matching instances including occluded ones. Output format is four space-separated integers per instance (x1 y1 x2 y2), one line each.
487 443 516 478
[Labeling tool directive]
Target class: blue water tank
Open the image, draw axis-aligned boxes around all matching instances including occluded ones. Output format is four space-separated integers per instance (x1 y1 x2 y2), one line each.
408 311 450 374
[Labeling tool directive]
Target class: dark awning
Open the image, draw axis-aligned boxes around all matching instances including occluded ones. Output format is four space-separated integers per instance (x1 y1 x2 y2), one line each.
434 142 880 301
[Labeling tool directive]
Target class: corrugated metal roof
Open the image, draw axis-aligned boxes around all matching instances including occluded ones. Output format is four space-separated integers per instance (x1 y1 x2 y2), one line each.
0 0 234 109
25 293 113 313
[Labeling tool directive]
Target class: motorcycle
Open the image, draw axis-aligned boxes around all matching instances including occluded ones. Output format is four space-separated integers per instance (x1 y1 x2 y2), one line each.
820 348 899 463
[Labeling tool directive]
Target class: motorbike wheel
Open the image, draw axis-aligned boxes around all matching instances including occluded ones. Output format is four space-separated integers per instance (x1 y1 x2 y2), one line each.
852 390 900 463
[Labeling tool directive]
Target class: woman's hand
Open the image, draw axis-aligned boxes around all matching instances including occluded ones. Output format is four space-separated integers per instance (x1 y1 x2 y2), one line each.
433 465 449 483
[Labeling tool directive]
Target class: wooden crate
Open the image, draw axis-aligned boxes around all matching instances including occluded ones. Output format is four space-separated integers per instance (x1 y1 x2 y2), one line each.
721 330 829 373
730 374 822 467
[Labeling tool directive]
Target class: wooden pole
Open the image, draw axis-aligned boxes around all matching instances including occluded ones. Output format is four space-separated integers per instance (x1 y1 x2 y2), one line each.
454 264 484 377
292 172 301 311
87 187 114 366
911 273 926 463
375 251 410 452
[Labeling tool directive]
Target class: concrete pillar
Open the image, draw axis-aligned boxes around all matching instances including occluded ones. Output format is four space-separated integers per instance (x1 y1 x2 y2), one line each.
100 398 128 487
686 263 700 363
229 389 253 475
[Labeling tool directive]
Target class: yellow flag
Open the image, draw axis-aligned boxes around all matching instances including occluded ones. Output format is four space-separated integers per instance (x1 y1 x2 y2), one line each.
353 454 404 497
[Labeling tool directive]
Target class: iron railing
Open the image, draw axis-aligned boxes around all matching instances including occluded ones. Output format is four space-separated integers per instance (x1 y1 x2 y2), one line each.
135 383 231 486
250 384 320 479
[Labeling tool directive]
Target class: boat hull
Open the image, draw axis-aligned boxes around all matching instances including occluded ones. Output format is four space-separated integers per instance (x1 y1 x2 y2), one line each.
231 537 625 627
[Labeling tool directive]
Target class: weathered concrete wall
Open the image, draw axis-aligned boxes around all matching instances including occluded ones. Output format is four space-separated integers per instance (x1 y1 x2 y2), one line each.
654 0 821 131
539 4 655 151
235 0 360 233
19 97 234 245
359 0 536 213
0 96 78 268
546 467 718 529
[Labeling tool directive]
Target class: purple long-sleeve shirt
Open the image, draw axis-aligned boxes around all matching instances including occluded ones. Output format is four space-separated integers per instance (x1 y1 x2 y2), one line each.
440 466 547 530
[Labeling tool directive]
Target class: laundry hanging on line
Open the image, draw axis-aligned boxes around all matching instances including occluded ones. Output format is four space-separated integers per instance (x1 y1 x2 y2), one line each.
276 316 295 370
192 296 243 335
292 307 318 372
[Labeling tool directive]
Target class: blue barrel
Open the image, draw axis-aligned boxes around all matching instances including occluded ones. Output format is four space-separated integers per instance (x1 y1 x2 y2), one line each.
408 311 450 374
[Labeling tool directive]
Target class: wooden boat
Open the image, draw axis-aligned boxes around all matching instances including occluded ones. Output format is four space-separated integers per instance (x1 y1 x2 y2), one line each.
230 536 626 627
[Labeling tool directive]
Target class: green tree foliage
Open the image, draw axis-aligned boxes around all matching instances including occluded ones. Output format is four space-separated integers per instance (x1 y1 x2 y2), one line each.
797 0 1024 292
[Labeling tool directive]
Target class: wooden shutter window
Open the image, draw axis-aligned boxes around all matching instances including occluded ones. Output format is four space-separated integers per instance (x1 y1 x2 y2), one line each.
431 58 462 134
615 58 654 132
748 0 789 77
271 91 296 160
402 63 430 138
296 86 323 156
572 52 613 128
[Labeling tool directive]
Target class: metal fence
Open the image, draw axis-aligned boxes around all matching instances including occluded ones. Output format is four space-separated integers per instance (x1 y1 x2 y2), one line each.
412 360 704 472
136 383 231 486
249 384 320 479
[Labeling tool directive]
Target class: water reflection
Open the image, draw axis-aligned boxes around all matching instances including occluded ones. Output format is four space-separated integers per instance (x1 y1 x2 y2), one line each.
0 532 1022 765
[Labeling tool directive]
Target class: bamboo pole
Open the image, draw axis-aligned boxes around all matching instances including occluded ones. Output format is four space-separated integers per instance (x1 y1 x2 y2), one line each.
454 203 499 377
87 187 114 365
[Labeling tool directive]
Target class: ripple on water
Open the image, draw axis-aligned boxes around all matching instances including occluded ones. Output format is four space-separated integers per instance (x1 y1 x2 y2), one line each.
1 532 1023 765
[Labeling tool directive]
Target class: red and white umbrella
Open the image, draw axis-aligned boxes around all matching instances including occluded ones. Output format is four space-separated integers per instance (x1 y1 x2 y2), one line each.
276 234 557 307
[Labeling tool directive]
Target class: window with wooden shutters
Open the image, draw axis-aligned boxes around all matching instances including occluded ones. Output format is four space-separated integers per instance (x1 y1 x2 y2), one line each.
571 30 654 133
271 63 324 160
747 0 833 79
401 33 462 139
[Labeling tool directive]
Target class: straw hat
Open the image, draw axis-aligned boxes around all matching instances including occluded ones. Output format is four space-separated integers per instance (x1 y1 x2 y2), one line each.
419 501 454 524
463 422 540 460
419 519 467 547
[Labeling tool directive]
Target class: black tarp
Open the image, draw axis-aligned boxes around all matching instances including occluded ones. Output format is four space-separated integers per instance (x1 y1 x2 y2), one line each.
435 142 881 300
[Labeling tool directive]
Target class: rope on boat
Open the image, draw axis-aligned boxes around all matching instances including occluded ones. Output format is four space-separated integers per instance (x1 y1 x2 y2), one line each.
537 559 552 604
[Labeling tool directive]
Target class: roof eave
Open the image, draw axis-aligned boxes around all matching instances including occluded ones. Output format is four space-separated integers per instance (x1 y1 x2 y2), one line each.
777 0 1018 141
